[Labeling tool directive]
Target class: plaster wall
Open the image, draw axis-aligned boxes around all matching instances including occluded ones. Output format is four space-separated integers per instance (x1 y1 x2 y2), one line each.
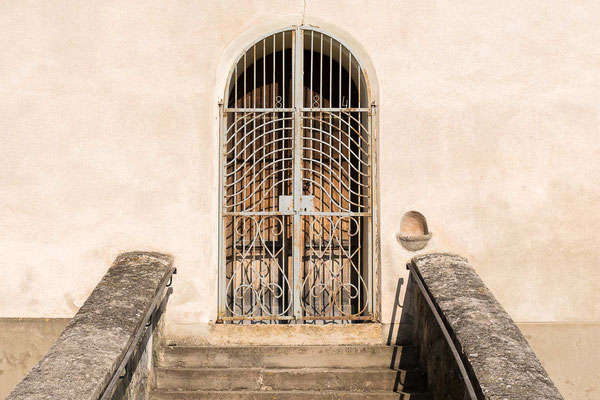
0 0 598 331
0 318 70 399
519 323 600 400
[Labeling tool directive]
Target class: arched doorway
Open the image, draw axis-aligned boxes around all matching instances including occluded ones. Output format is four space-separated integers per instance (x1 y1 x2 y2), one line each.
218 27 376 323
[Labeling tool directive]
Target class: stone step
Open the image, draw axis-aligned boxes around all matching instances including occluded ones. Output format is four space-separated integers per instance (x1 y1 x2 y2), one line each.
158 344 419 369
150 390 434 400
154 367 428 392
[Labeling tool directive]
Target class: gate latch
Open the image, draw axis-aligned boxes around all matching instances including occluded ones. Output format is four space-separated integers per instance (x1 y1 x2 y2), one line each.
278 195 315 213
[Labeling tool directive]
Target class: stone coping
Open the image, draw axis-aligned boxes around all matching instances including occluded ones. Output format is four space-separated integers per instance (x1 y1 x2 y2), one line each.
410 253 563 400
7 252 174 400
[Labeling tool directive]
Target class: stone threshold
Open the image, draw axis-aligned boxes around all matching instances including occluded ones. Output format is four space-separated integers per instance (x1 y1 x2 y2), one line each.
162 322 414 346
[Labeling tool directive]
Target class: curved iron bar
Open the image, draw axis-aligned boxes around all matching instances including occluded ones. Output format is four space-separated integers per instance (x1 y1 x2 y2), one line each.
406 262 478 400
225 115 292 153
302 112 370 154
224 111 290 139
301 171 368 211
224 155 292 192
301 167 368 211
225 111 274 137
301 149 370 187
300 154 369 201
301 125 370 167
226 124 292 157
224 145 292 184
225 140 292 178
224 174 293 210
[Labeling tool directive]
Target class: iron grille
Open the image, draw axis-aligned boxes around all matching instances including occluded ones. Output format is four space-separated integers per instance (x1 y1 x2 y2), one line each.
219 27 375 323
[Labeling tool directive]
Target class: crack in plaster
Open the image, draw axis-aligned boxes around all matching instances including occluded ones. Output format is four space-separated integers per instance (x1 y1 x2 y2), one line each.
301 0 307 25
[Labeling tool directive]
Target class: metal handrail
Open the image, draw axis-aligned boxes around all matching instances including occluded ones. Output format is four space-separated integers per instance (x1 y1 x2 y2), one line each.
407 262 478 400
99 267 176 400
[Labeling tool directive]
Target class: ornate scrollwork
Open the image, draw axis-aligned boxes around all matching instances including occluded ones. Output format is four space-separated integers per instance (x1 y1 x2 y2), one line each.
300 216 368 317
226 216 291 317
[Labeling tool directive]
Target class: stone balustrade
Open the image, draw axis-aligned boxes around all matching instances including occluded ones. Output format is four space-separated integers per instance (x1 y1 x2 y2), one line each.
7 252 175 400
409 253 563 400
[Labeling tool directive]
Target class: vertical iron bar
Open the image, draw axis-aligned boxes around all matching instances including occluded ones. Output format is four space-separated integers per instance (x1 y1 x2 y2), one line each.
272 34 276 108
318 33 325 316
320 33 323 108
292 27 303 320
310 30 314 108
337 42 343 316
252 43 257 317
272 34 277 315
261 39 268 317
339 42 342 108
368 103 376 317
283 31 288 317
253 44 256 109
232 58 236 314
358 66 361 107
263 39 266 110
346 70 351 316
348 50 352 108
283 32 286 109
330 39 334 310
242 51 247 317
309 29 315 235
235 64 238 108
329 37 332 109
233 111 237 317
309 31 315 316
218 102 225 319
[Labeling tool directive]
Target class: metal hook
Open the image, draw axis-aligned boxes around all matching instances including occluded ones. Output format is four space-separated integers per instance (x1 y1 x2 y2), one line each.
118 364 128 379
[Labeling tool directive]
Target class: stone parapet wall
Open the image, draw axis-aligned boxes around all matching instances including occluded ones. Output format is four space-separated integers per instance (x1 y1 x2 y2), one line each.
411 279 469 398
410 253 563 400
7 252 174 400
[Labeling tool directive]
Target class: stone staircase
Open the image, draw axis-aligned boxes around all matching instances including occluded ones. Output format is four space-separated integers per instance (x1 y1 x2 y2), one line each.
150 344 432 399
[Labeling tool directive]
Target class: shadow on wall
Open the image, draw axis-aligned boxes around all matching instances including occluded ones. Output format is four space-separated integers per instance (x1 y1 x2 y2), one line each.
386 277 428 397
386 277 414 346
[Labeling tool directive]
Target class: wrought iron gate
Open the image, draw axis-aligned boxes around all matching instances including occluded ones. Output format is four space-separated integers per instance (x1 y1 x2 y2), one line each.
218 27 375 322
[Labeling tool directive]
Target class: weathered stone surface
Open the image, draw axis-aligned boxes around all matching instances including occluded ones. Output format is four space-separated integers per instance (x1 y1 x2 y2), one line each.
151 342 432 398
411 253 564 400
165 323 393 346
159 344 420 369
411 280 468 399
150 390 434 400
7 252 174 400
154 366 428 392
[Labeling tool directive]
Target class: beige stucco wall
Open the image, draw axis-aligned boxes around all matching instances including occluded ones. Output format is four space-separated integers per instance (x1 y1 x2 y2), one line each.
518 323 600 400
0 1 599 394
0 318 70 399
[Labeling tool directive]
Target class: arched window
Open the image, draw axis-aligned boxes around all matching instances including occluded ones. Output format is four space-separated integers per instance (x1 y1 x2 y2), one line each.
218 27 375 323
